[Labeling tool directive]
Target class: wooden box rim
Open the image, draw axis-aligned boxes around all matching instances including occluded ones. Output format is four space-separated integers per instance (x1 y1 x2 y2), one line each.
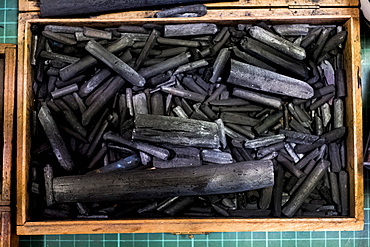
16 9 363 235
18 0 359 15
0 44 16 207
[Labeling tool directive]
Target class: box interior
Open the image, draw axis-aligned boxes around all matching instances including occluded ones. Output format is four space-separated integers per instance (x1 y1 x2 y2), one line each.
16 13 363 234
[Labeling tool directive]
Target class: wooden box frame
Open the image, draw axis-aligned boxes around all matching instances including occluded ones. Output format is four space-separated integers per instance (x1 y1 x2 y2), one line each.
18 0 358 13
17 7 363 235
0 44 17 246
1 207 17 247
0 44 16 206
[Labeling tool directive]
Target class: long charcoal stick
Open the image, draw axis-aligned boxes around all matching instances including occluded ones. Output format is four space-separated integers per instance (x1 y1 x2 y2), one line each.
233 88 282 109
240 37 308 79
52 160 274 203
139 52 191 79
104 132 170 160
85 39 145 87
248 26 306 60
82 76 125 126
38 105 74 171
60 37 131 81
133 114 220 148
228 60 313 99
282 159 330 217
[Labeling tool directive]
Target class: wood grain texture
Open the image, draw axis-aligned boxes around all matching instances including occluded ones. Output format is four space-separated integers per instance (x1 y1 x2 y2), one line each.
0 44 16 206
16 9 363 234
1 208 18 247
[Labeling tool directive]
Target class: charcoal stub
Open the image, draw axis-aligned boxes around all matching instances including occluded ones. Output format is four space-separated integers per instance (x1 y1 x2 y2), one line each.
30 21 349 220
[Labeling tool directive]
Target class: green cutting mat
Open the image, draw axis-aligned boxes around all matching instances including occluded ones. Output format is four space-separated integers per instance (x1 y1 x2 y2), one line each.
0 0 17 43
2 0 370 245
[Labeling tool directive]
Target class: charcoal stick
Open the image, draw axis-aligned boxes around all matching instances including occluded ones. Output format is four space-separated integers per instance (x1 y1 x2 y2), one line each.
52 160 275 203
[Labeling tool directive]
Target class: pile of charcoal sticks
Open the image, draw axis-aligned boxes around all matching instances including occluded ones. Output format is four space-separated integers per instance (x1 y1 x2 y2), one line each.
30 22 348 219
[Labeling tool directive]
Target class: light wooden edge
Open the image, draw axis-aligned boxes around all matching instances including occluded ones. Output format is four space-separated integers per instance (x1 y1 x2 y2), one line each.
1 211 11 247
17 8 361 20
16 218 363 235
0 44 16 207
344 15 364 223
16 10 363 234
17 13 38 226
17 0 358 13
18 0 39 12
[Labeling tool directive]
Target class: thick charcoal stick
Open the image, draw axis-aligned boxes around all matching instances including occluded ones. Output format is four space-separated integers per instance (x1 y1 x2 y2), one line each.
273 24 309 36
339 170 349 215
289 159 316 195
329 172 340 206
329 142 342 173
272 164 284 217
52 160 274 203
336 69 346 97
44 25 83 33
40 0 222 17
233 88 282 109
254 111 284 135
134 29 159 70
294 127 346 153
42 31 77 45
157 37 200 48
282 159 330 217
84 27 112 40
277 154 305 178
248 26 306 60
279 129 320 145
182 76 207 95
232 46 276 72
54 99 87 137
132 114 220 148
161 86 206 102
151 92 165 115
153 146 201 168
79 69 112 97
51 83 78 99
244 134 285 149
59 37 131 81
164 197 195 216
210 48 230 83
333 99 344 129
240 37 308 79
44 164 55 206
228 60 313 99
85 40 145 87
204 84 227 104
221 112 259 126
155 4 207 18
260 186 273 210
40 51 80 64
295 148 320 170
104 132 170 160
201 149 233 164
82 76 125 126
174 60 209 76
38 105 74 171
164 23 217 37
226 123 255 139
139 52 191 79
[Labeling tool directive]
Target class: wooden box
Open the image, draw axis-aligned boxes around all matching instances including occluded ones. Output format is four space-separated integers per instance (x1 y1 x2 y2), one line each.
16 1 363 235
